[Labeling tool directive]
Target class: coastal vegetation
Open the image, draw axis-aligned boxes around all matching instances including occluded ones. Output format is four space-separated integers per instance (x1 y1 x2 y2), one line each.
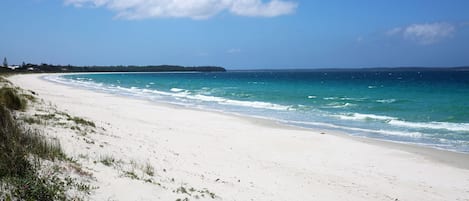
0 61 226 73
0 77 92 200
0 87 27 111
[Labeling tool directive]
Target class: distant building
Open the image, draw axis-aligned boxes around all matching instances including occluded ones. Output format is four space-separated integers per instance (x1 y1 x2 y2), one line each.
7 65 20 70
27 67 34 71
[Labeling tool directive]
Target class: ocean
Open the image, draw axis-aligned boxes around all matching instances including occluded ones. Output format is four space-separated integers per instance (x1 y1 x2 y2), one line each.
45 70 469 153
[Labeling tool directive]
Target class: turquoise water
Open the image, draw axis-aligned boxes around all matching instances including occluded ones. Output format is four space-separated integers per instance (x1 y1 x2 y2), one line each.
47 71 469 152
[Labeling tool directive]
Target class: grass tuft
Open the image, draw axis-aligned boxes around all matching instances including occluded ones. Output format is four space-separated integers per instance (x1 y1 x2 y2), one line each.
67 116 95 128
122 170 139 180
0 88 26 110
34 113 58 121
99 155 115 167
143 163 155 177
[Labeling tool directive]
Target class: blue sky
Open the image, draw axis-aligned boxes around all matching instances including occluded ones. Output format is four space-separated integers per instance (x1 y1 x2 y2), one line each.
1 0 469 69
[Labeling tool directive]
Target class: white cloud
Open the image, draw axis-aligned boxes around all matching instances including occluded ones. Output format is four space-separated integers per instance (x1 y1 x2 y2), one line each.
64 0 298 20
386 22 455 45
230 0 297 17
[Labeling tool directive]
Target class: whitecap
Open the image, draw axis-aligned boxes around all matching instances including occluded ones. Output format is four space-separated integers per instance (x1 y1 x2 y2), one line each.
388 120 469 132
170 88 185 92
284 120 423 138
332 113 397 121
376 99 396 103
324 102 356 108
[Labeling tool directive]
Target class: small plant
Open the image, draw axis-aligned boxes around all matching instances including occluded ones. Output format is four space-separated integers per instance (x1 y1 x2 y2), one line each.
34 113 58 121
197 189 217 199
176 186 189 194
70 125 81 131
99 155 115 167
122 170 139 180
21 117 42 125
25 133 66 161
68 116 95 128
55 111 71 119
143 163 155 177
75 182 92 194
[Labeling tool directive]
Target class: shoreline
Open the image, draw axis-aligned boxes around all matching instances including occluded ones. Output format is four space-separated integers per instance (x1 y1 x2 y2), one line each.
46 72 469 154
8 73 469 201
43 72 469 169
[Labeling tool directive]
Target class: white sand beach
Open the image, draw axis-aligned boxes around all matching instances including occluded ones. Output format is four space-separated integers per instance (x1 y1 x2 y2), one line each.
8 74 469 201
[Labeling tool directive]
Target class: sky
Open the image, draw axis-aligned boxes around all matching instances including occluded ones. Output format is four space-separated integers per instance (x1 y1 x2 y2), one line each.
1 0 469 69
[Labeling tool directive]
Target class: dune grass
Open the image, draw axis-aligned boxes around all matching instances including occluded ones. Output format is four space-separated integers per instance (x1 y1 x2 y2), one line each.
0 87 27 111
0 104 68 200
99 155 116 167
0 83 76 200
68 116 96 128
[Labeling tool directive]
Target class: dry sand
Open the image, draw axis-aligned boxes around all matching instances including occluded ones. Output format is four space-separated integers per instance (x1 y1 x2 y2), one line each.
9 74 469 201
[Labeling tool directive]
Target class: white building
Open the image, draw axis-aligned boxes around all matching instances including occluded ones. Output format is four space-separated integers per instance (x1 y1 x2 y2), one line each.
7 65 20 70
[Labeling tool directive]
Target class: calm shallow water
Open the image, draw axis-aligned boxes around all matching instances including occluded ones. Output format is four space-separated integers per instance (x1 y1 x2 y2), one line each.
46 70 469 153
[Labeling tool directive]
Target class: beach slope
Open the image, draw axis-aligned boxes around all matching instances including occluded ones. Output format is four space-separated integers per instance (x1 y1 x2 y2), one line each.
9 74 469 201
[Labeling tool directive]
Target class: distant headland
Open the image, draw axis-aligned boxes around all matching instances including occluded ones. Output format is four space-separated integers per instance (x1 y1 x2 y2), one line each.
0 62 226 73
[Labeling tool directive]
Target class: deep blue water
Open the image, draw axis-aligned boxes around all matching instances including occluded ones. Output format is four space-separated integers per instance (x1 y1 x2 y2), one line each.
46 70 469 152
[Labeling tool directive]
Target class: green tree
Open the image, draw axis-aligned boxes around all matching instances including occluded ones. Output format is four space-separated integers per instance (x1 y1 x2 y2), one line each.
3 57 7 67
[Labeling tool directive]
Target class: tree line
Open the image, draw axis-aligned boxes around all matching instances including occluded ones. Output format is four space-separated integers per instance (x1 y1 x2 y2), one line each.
0 59 226 73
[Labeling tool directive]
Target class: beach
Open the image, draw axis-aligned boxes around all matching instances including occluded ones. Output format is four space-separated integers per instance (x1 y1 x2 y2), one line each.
8 73 469 201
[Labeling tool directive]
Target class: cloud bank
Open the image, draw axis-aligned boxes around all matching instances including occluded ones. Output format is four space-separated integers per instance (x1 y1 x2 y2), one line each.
387 22 455 45
64 0 298 19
